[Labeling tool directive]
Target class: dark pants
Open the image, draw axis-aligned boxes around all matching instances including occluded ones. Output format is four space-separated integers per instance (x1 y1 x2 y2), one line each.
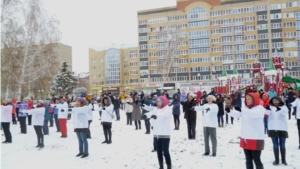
271 137 286 149
173 114 180 129
287 105 296 120
186 119 196 139
76 131 88 154
99 111 102 119
27 115 32 125
297 119 300 145
263 117 268 134
243 149 263 169
144 119 150 133
43 120 49 135
19 116 27 134
49 113 54 126
12 114 17 124
217 115 224 124
134 121 141 129
54 114 60 132
102 123 112 142
87 120 92 139
34 126 44 146
126 113 132 125
1 123 12 142
226 114 234 124
114 109 120 120
153 137 157 150
156 138 171 166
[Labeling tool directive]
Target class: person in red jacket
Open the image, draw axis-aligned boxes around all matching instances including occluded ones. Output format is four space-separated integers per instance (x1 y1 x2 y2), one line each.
227 93 265 169
245 86 252 95
261 93 270 134
27 98 34 125
195 90 202 104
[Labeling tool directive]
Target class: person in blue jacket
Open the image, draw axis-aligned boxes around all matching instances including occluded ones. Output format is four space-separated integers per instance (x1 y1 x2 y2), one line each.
43 100 51 135
169 93 181 130
268 87 277 99
53 99 60 132
236 89 242 108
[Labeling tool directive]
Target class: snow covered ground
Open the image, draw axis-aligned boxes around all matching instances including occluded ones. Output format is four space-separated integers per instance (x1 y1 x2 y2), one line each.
1 107 300 169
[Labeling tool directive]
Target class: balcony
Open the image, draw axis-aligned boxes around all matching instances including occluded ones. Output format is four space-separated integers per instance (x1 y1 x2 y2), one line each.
223 51 233 55
222 41 232 45
234 32 244 36
234 41 245 44
234 22 244 26
235 50 245 54
222 60 234 64
235 59 246 63
221 23 231 27
221 32 232 36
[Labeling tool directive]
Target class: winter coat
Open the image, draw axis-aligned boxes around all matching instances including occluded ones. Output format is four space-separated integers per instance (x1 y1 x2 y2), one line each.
16 102 28 117
44 104 51 120
27 100 34 110
290 98 300 119
180 93 187 102
1 105 13 123
195 91 201 103
236 92 242 108
52 102 69 119
228 93 265 151
156 91 162 96
131 101 142 121
140 93 144 100
201 94 208 104
113 99 120 109
100 96 114 123
224 97 232 109
268 90 277 99
266 96 288 138
119 93 126 101
70 106 90 132
26 108 45 126
208 90 216 96
170 93 180 115
194 103 219 128
183 99 197 120
141 98 152 120
230 93 237 106
286 92 297 104
215 98 224 116
143 96 172 137
124 96 133 113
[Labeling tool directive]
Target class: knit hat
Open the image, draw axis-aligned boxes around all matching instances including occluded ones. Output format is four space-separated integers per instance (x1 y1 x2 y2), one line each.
188 93 196 98
206 95 216 101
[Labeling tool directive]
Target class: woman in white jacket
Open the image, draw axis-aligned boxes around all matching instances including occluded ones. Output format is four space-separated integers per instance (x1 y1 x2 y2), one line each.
100 96 114 144
265 96 288 166
289 93 300 150
124 96 133 125
142 96 172 169
191 95 218 157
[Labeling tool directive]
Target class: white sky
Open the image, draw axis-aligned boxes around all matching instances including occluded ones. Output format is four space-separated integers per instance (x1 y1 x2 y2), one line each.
43 0 176 72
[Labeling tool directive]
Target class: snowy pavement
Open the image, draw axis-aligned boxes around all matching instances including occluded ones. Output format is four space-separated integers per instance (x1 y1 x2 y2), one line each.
1 108 300 169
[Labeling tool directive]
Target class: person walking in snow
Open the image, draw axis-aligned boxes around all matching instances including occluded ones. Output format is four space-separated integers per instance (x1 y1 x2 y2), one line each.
289 90 300 149
1 99 13 143
191 95 219 157
169 93 181 130
100 96 114 144
227 93 265 169
265 96 289 166
142 95 173 169
182 93 197 139
24 101 45 149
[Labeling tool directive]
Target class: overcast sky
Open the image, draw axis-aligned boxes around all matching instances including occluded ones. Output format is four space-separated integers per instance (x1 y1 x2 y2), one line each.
43 0 176 72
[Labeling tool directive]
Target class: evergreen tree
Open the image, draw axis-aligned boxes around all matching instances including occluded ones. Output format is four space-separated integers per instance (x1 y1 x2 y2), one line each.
51 61 78 95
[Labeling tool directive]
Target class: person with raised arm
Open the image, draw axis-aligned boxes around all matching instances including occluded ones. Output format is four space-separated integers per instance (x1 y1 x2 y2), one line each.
51 98 69 138
24 100 45 149
142 95 173 169
289 89 300 149
226 93 265 169
1 99 13 143
15 98 28 134
190 95 218 157
265 96 289 166
99 96 114 144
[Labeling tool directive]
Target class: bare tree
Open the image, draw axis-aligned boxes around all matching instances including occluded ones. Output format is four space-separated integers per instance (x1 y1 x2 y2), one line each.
156 25 184 84
1 0 61 100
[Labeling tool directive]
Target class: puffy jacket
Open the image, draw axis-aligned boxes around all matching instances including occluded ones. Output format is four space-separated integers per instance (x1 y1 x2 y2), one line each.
194 102 219 128
44 104 51 120
291 98 300 119
140 98 152 120
119 93 126 101
52 102 69 119
170 93 180 115
183 99 197 120
215 95 224 116
228 93 265 151
266 97 288 132
268 90 277 99
100 96 114 123
124 96 133 113
180 93 187 102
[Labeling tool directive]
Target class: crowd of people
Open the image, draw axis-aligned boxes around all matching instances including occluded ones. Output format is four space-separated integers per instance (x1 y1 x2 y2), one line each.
1 85 300 169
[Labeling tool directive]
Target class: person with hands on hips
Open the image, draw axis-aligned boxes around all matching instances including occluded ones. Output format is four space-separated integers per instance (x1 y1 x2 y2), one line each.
265 96 289 166
226 93 265 169
142 96 172 169
190 95 219 157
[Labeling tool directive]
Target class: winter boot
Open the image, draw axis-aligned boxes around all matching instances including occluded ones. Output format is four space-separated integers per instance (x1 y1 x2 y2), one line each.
135 122 138 130
138 121 141 130
167 165 172 169
159 161 164 169
218 123 221 127
273 148 280 165
280 148 288 165
221 123 224 127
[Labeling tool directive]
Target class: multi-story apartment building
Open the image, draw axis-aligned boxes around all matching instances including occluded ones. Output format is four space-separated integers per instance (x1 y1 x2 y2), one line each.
89 0 300 94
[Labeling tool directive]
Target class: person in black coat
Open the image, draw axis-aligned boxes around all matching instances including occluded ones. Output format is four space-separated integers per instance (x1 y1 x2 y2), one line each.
216 94 224 127
113 96 121 121
286 87 297 120
182 93 197 139
201 91 208 105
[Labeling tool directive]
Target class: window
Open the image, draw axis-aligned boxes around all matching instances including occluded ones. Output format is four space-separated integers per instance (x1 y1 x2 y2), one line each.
189 39 209 48
283 22 296 28
92 74 97 78
190 66 210 72
104 48 120 85
139 36 147 42
190 48 210 54
190 57 210 63
258 15 267 21
257 5 267 11
285 51 298 57
270 13 282 19
139 28 147 33
284 32 296 38
188 7 209 22
140 61 148 66
234 26 244 35
130 79 138 83
179 58 188 63
129 62 138 67
188 21 209 28
212 47 221 52
259 53 268 59
245 25 255 31
283 12 295 18
258 33 268 40
272 42 283 49
272 33 282 39
129 70 138 75
140 78 148 83
148 17 167 24
168 15 187 21
271 23 281 29
233 18 244 26
139 20 147 25
129 50 137 58
259 43 268 49
210 9 231 17
191 75 210 80
211 29 220 34
140 52 147 58
258 24 267 30
223 46 233 54
91 59 96 63
189 30 209 39
245 35 256 40
92 66 96 71
270 4 281 10
140 44 147 50
245 16 255 22
100 66 104 70
149 61 158 66
232 7 255 14
284 41 297 47
246 44 256 50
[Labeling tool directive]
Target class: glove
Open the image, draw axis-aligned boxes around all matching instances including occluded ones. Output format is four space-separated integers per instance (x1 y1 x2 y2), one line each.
151 126 153 130
168 104 172 107
225 108 230 113
127 102 130 104
234 106 241 112
91 108 94 111
141 104 145 107
103 107 106 110
205 107 210 113
288 104 292 107
61 109 65 112
188 107 195 111
151 115 157 119
54 106 57 108
276 107 281 112
265 106 271 110
68 108 72 111
142 114 147 119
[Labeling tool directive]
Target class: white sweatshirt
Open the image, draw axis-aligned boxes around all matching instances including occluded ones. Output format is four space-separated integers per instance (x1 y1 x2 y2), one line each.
52 102 69 119
194 103 219 128
26 108 45 126
228 105 265 140
265 105 288 131
98 104 114 123
70 106 90 129
144 105 172 137
291 98 300 119
86 104 93 121
1 105 13 123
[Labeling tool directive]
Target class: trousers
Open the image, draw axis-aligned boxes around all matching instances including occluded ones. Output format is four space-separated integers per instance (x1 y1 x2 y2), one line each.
203 127 217 154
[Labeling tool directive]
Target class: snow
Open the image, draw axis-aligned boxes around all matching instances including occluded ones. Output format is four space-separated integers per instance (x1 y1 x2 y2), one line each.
2 106 300 169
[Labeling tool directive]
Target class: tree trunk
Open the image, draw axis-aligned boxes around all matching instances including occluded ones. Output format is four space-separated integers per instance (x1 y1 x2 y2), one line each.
28 83 31 98
5 84 10 99
18 84 22 101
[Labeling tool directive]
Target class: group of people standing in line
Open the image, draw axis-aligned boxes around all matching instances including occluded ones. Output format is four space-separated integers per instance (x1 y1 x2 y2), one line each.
1 85 300 169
